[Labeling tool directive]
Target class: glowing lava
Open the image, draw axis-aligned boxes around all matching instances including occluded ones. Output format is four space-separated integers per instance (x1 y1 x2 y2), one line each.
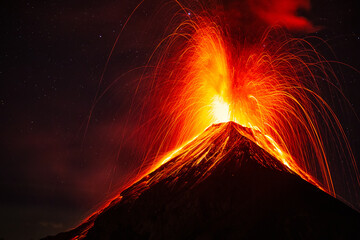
211 96 231 123
139 10 359 205
76 3 360 237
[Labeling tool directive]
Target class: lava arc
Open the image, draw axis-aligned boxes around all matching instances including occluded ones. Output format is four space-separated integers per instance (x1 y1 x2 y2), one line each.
139 9 359 208
46 1 360 239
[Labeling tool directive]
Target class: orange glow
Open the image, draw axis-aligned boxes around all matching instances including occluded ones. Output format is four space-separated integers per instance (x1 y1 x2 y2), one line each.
139 11 359 204
211 96 231 123
74 3 360 238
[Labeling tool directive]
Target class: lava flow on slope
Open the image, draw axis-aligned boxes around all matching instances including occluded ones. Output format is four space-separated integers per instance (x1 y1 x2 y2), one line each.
44 1 360 239
44 122 360 239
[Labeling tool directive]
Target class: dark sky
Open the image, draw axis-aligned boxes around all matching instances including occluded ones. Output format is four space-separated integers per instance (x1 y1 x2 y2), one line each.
1 0 359 239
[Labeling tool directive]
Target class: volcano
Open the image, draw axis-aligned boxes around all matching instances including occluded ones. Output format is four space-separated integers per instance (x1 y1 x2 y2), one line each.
44 122 360 239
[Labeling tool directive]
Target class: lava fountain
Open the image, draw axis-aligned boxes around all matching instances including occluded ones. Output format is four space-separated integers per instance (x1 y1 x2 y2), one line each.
53 1 360 238
133 4 359 209
77 1 360 235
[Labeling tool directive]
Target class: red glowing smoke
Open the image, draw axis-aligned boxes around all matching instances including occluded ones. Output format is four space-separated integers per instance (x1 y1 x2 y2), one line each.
248 0 317 32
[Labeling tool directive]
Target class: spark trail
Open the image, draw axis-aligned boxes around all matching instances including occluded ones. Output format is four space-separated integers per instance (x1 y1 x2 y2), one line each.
75 1 360 238
140 10 359 203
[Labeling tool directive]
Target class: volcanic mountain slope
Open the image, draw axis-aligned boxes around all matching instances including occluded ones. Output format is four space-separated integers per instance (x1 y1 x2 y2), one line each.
45 122 360 239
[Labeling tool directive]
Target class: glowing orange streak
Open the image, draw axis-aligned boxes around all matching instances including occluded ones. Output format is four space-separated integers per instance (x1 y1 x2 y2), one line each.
76 6 360 239
102 2 358 209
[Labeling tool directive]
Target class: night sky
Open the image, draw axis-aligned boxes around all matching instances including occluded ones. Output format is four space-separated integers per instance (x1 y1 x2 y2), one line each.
1 0 360 239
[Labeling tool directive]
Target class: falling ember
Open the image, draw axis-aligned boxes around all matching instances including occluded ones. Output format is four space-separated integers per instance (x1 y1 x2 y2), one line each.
135 7 359 208
75 2 360 236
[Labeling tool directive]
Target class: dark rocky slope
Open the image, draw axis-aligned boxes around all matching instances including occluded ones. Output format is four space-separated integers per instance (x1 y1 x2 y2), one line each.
44 122 360 239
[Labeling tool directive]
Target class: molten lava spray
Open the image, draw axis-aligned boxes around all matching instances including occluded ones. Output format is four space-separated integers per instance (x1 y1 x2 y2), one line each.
131 1 360 209
81 1 360 233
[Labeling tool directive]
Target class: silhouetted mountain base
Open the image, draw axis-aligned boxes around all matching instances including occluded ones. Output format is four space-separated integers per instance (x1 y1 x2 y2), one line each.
44 122 360 239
